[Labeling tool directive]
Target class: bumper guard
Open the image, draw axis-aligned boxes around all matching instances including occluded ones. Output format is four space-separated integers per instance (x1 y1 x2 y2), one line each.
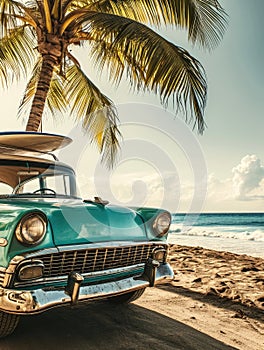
0 261 173 315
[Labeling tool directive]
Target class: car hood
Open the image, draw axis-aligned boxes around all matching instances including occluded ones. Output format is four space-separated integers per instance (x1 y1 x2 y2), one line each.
46 199 147 245
0 198 147 247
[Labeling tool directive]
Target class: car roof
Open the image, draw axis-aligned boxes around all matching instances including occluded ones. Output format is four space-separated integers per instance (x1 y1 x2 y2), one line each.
0 154 74 189
0 131 72 156
0 132 73 189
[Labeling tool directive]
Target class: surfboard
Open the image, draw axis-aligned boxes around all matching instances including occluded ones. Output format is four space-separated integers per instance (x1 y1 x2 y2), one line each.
0 131 72 155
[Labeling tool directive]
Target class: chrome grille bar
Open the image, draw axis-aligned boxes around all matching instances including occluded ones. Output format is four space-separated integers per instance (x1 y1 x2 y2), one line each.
0 271 5 286
40 244 158 278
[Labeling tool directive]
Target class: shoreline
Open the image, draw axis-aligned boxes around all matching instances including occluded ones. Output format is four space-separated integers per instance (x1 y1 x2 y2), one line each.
169 233 264 258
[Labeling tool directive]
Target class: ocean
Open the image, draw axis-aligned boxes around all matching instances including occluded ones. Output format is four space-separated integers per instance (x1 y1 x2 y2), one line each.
168 213 264 258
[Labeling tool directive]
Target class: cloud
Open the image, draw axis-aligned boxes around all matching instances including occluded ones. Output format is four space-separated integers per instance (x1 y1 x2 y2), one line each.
232 155 264 200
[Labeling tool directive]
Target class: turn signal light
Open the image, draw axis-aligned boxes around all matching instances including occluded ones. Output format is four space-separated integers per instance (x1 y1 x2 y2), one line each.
18 263 44 281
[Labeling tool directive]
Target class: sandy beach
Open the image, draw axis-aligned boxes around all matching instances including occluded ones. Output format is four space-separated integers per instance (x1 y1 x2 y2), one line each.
135 244 264 349
1 244 263 350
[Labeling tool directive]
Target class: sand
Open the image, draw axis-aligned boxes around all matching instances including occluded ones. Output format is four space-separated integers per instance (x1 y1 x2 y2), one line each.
168 244 264 310
1 244 263 349
141 244 264 349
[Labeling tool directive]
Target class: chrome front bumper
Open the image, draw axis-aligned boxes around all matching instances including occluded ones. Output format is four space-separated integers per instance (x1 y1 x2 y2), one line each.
0 262 174 315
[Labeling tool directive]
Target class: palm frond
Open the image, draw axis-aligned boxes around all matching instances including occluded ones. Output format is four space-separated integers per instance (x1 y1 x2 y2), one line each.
51 0 62 19
0 25 37 87
76 12 207 132
46 73 68 118
80 0 227 49
43 0 52 32
64 64 121 167
0 0 22 37
61 0 77 13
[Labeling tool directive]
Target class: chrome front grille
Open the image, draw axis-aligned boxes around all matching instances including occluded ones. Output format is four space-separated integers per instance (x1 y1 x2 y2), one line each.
40 244 159 278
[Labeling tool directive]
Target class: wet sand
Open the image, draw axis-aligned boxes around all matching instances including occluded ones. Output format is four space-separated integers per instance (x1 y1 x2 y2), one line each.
0 244 263 349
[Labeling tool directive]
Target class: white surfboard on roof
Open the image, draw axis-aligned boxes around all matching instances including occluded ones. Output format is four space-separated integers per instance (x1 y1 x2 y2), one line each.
0 131 72 156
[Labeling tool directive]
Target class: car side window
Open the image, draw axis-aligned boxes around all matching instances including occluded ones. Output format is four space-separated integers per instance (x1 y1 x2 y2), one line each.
19 177 40 193
0 183 13 194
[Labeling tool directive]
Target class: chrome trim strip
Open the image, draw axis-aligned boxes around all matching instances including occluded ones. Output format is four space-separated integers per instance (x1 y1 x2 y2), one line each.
19 247 59 259
19 241 168 259
2 256 25 287
56 241 167 253
0 268 6 287
0 272 5 285
0 263 174 315
14 264 145 288
15 242 168 259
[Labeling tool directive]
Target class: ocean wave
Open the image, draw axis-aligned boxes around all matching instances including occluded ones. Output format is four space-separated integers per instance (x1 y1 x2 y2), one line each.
171 213 264 227
169 224 264 242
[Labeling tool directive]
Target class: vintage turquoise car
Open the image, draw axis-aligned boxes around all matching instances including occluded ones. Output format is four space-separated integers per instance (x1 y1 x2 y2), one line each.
0 131 173 337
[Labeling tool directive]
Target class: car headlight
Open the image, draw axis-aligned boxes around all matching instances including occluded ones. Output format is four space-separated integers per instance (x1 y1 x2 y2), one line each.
153 212 171 237
15 213 47 246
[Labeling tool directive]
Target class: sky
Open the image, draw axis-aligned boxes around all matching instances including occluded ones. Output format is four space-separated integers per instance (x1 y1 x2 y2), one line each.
0 0 264 213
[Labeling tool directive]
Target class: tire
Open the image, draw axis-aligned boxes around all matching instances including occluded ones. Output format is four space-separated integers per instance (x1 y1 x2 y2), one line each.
0 311 20 338
108 288 146 304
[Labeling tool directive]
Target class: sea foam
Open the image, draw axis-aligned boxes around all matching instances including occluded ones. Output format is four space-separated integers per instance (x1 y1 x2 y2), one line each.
169 224 264 242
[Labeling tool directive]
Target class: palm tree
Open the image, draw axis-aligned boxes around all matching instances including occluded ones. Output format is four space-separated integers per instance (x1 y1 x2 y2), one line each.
0 0 227 166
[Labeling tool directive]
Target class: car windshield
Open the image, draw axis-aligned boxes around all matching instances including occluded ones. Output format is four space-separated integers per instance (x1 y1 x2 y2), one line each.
0 158 78 198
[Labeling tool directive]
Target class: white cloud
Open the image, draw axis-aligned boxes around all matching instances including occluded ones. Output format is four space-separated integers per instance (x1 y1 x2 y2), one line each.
232 155 264 200
204 155 264 208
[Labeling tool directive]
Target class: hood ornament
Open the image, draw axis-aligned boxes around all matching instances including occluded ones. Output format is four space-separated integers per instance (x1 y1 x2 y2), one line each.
84 197 109 206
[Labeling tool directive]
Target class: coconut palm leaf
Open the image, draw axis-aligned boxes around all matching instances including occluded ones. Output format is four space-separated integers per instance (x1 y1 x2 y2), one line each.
80 0 227 49
71 11 207 131
46 74 68 118
64 64 121 166
0 0 22 37
0 25 36 86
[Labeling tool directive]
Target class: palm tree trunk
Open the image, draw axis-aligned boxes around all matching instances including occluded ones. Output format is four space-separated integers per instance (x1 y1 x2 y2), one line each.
26 55 57 131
